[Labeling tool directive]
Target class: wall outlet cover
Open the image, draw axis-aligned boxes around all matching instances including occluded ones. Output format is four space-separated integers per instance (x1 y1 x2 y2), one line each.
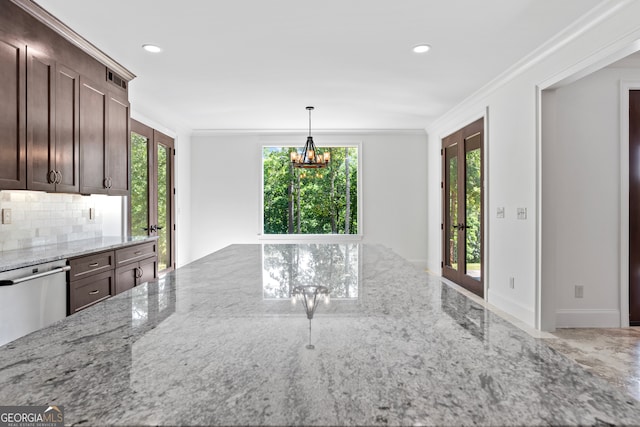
1 208 12 225
517 208 527 220
497 207 505 219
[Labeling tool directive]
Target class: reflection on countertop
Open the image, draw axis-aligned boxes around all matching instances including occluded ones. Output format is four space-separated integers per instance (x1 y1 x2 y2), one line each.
1 243 640 426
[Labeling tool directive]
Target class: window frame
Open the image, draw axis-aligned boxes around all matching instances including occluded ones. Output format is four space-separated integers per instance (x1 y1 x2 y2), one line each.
259 140 363 241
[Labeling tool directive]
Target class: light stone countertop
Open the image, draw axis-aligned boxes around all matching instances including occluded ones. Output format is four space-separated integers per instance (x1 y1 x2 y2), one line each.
0 236 159 272
0 243 639 426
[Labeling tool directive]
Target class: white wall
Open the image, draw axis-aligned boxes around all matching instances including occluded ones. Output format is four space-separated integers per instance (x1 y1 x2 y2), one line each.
426 0 640 328
189 131 428 265
543 67 640 328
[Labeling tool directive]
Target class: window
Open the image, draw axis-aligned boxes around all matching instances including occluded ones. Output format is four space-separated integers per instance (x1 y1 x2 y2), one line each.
262 146 359 235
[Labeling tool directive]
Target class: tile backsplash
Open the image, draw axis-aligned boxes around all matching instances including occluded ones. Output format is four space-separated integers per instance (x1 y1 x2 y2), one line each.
0 191 113 251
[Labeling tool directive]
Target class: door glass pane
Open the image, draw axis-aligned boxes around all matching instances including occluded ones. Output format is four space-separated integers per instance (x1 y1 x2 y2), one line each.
157 144 170 271
131 132 149 238
465 142 481 280
446 145 458 270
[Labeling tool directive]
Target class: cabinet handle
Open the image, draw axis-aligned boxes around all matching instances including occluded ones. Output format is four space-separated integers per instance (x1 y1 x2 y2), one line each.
89 290 100 295
103 177 109 189
55 170 62 184
139 267 144 278
108 177 113 188
134 251 142 255
48 170 56 184
88 262 100 267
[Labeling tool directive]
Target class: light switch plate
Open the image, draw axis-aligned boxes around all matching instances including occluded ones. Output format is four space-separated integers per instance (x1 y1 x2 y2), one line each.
517 208 527 220
1 208 12 224
497 207 505 219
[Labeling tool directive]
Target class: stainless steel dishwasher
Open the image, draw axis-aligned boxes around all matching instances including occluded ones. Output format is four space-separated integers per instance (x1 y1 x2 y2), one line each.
0 260 70 346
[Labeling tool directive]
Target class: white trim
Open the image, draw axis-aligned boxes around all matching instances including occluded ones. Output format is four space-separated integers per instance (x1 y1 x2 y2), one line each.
535 86 543 331
259 141 363 240
9 0 135 81
619 81 640 327
488 288 536 327
483 108 490 301
192 129 427 137
556 309 621 328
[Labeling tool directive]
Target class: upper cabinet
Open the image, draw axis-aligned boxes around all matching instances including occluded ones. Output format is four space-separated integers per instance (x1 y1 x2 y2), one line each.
0 33 26 190
79 79 129 195
27 52 80 193
0 1 133 195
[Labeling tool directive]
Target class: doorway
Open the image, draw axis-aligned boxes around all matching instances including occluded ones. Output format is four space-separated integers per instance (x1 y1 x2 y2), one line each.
442 118 484 297
130 119 176 274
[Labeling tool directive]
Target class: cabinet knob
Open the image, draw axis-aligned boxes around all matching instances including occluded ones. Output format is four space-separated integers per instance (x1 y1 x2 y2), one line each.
48 170 56 184
55 170 62 184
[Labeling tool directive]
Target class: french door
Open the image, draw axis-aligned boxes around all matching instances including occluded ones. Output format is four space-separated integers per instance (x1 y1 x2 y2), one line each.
130 119 175 273
442 118 484 297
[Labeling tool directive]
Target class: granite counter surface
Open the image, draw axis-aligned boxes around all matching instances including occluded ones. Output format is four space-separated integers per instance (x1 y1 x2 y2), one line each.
0 243 639 426
0 236 158 272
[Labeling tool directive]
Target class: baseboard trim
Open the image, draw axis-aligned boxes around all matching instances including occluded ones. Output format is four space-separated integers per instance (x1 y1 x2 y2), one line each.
488 289 535 327
555 309 621 328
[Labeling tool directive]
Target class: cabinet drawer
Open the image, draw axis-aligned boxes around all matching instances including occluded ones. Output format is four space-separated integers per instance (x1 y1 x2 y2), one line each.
115 242 156 266
68 250 114 280
69 270 113 313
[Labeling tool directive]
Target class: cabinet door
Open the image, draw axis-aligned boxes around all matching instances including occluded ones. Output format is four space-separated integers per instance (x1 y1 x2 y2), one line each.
26 50 55 191
106 92 130 195
79 77 107 194
0 34 26 189
54 64 80 193
115 264 137 295
138 257 157 285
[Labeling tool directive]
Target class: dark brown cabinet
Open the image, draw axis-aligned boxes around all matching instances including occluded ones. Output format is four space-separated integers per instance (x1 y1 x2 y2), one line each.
68 250 115 314
27 52 80 193
79 76 108 194
79 77 130 195
68 242 157 314
114 242 157 294
0 33 26 190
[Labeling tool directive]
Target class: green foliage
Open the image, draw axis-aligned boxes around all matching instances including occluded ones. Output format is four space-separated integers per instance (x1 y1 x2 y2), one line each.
465 149 481 264
263 147 358 234
131 133 148 238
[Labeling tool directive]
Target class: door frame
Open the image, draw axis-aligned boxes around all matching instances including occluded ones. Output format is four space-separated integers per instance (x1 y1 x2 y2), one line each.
441 117 485 297
130 118 176 273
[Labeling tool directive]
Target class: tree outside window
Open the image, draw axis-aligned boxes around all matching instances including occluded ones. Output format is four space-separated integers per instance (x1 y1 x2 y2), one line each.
263 146 358 235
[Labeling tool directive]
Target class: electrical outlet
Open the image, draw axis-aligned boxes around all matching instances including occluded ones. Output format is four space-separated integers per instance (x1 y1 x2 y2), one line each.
1 208 12 224
575 285 584 299
497 207 505 219
509 277 515 289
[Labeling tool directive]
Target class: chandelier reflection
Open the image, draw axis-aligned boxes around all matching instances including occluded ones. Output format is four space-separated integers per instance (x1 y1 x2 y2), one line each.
291 285 330 349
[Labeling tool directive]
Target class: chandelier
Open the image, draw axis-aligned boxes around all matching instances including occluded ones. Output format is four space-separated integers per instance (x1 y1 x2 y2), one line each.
290 106 330 169
291 285 330 349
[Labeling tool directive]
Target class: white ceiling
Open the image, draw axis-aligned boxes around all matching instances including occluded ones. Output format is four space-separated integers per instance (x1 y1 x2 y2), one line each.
34 0 604 130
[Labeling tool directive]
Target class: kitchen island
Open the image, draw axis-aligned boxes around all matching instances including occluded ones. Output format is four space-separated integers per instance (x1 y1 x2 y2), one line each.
0 243 639 426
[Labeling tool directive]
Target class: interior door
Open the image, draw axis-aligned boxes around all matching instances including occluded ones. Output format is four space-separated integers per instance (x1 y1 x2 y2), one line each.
630 90 640 324
130 119 175 274
442 118 484 297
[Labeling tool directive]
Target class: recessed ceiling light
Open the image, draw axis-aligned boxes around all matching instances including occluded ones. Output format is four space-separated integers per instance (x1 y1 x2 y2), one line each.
413 44 431 54
142 44 162 53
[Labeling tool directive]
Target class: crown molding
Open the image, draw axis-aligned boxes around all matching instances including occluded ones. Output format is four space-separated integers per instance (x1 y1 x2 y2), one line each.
10 0 135 81
427 0 632 133
191 129 427 137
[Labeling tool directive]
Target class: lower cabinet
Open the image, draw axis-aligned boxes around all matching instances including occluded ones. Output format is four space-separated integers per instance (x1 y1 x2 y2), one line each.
67 241 158 314
115 257 157 294
69 270 113 314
